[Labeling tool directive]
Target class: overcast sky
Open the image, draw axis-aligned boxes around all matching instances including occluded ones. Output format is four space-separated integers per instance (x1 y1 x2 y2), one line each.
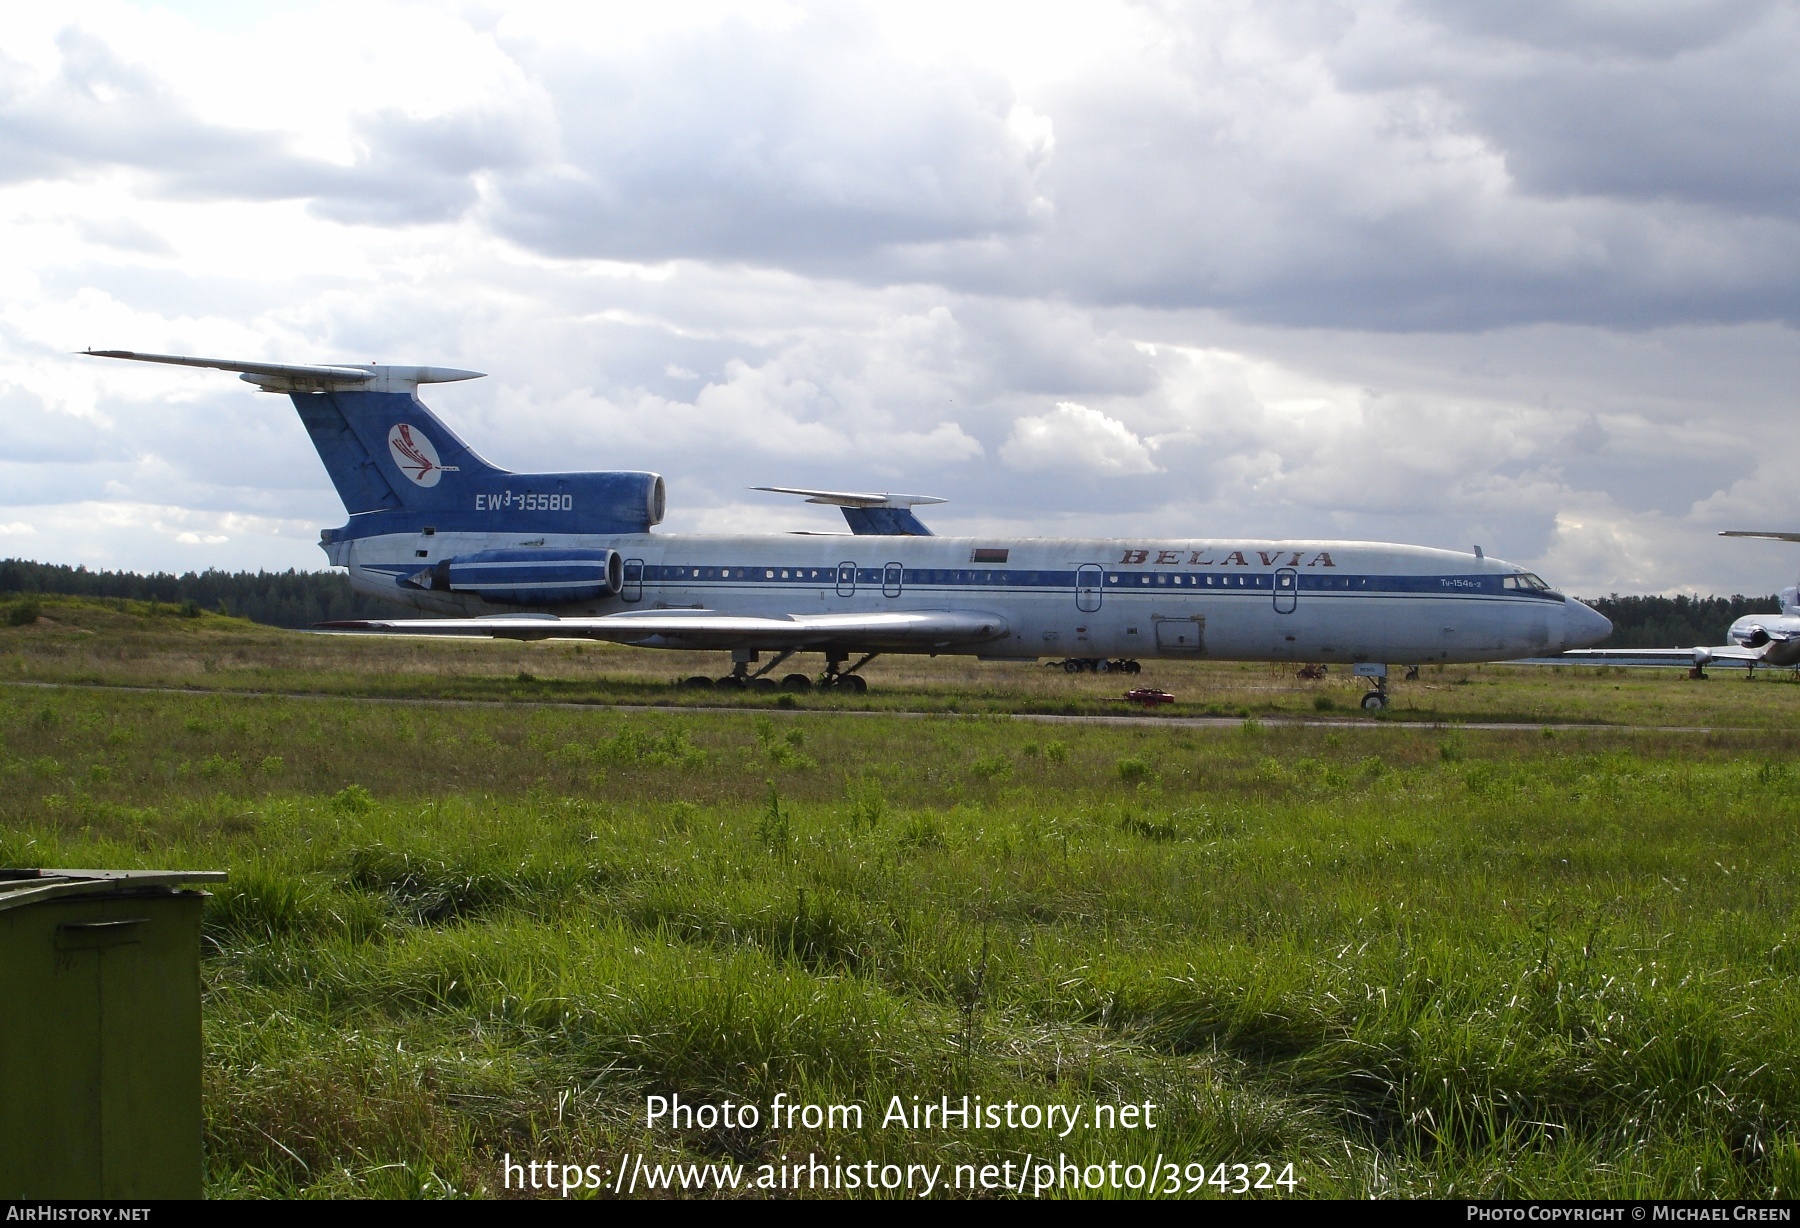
4 0 1799 595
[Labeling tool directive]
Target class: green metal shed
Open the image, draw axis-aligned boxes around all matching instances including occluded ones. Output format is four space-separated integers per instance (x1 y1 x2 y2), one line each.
0 868 225 1199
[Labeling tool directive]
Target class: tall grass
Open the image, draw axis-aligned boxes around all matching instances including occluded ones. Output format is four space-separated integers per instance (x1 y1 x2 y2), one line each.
2 681 1799 1197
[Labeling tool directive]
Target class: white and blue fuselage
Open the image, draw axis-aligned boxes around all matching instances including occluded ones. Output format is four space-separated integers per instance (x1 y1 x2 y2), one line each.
333 527 1605 665
88 350 1612 677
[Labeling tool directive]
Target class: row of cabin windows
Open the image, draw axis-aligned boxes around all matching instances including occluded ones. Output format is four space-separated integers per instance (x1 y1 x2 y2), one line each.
644 567 1480 591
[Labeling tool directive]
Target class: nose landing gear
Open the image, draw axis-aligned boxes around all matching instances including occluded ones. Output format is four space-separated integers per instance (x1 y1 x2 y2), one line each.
1354 662 1391 710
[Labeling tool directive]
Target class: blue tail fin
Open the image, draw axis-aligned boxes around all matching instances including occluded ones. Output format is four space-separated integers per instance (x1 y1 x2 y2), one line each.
291 390 506 515
294 387 665 537
81 352 665 536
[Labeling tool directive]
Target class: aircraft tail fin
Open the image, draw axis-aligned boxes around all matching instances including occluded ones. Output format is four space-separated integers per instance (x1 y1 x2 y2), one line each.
1721 531 1800 615
291 389 508 515
87 349 666 535
86 350 502 515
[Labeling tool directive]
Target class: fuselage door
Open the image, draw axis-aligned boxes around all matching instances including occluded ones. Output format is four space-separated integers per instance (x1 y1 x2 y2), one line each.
882 562 903 598
1274 567 1298 614
1076 564 1103 613
1155 617 1203 653
622 558 644 603
836 562 857 597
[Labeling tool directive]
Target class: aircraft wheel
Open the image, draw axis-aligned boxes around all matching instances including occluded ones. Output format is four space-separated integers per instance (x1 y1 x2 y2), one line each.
751 678 777 692
717 675 747 689
1360 691 1387 711
681 675 714 689
842 674 868 694
1097 659 1110 673
780 673 812 691
1123 659 1142 675
1063 659 1082 674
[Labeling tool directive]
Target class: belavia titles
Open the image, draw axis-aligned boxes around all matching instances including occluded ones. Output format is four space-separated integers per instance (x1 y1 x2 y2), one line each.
87 350 1610 707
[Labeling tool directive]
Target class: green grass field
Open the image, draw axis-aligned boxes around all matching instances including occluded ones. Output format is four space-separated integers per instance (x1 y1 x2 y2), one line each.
4 597 1800 1198
9 594 1800 728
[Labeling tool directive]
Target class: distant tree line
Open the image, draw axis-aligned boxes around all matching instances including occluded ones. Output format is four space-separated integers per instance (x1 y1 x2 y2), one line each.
0 557 1783 646
1578 594 1778 650
0 559 396 628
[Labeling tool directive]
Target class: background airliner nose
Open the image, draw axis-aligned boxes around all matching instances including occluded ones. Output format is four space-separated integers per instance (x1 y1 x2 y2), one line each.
1565 599 1612 649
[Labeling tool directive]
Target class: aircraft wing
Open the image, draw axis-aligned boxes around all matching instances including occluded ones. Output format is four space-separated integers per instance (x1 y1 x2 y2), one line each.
1557 645 1766 665
317 608 1009 651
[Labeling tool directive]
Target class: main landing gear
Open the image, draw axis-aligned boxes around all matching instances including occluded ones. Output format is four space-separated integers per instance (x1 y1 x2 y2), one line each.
1051 658 1141 675
681 650 878 693
819 651 877 692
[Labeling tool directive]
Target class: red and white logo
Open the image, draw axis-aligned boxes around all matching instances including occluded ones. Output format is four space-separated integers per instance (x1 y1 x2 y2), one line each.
387 423 451 487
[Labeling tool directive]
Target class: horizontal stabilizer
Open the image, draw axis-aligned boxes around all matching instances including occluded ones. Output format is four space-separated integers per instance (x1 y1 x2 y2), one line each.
754 486 944 536
753 486 946 509
319 608 1008 651
84 349 483 394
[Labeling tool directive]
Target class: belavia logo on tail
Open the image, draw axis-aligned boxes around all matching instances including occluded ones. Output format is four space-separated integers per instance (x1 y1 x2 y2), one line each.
388 423 458 487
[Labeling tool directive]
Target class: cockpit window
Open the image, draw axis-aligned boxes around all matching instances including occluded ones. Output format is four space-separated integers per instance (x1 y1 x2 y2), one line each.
1503 573 1551 591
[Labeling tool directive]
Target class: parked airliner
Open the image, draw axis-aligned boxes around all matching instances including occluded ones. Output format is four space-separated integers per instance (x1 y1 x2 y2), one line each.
87 350 1612 707
1561 531 1800 677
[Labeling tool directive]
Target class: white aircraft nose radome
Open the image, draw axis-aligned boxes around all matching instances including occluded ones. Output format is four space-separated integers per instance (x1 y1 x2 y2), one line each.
1566 600 1613 649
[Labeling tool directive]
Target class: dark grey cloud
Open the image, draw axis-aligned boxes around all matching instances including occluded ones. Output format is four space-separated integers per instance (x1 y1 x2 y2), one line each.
489 12 1043 263
18 6 1800 329
0 384 131 464
1408 0 1769 60
0 29 526 225
1347 2 1800 214
477 3 1800 330
0 31 275 184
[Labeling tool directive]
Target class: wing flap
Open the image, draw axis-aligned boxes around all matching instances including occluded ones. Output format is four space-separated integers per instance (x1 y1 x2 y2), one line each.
318 609 1009 650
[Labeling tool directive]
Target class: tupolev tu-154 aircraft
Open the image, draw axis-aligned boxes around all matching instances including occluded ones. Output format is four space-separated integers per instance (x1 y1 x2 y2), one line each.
87 349 1612 708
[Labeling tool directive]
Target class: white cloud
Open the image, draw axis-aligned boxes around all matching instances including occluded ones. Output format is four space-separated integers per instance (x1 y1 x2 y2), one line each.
1000 402 1159 475
1 0 1797 595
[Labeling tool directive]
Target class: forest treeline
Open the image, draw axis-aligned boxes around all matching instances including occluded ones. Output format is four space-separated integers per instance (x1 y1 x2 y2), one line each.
0 559 393 628
0 557 1780 646
1580 594 1779 650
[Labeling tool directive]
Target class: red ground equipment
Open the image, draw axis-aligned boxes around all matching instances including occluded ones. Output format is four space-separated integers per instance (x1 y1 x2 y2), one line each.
1123 687 1175 709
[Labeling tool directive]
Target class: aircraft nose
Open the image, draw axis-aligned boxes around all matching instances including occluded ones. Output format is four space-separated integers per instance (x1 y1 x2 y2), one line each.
1564 599 1612 649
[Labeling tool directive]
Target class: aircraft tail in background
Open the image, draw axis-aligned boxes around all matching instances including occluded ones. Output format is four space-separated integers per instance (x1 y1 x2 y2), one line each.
1719 531 1800 614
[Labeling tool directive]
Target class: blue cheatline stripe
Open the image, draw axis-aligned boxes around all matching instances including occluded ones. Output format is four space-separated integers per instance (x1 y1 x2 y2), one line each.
624 564 1563 600
361 558 1562 601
